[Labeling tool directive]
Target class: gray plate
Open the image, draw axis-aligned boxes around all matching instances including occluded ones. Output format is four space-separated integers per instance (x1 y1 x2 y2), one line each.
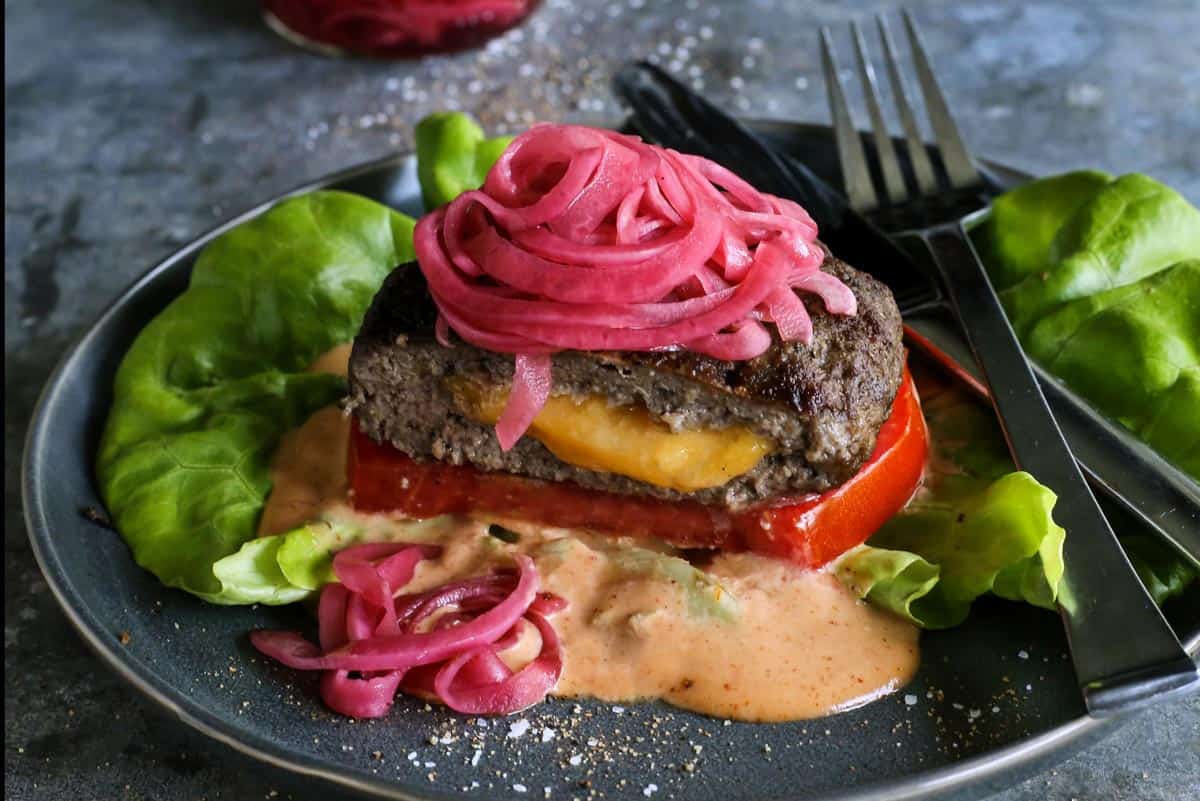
23 122 1200 801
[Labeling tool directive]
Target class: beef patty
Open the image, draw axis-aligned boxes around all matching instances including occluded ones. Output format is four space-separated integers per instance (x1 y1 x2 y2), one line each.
346 251 904 509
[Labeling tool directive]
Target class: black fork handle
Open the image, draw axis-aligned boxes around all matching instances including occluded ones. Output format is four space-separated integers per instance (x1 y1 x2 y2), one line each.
916 223 1199 716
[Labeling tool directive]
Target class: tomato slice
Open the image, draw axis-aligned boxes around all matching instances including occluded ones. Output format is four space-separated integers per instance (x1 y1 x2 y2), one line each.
733 366 927 566
350 428 737 549
349 366 927 568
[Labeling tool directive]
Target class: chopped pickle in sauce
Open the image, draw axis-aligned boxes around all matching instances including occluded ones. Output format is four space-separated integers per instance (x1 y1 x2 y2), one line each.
448 377 775 491
401 520 919 722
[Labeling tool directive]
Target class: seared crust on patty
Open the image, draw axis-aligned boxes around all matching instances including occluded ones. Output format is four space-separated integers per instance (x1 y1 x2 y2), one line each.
346 250 903 508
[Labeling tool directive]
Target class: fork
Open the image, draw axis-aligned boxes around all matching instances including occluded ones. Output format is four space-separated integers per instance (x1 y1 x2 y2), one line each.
820 11 1198 716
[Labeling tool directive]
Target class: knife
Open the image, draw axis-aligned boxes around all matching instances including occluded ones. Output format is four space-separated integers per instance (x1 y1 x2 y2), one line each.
612 60 1200 567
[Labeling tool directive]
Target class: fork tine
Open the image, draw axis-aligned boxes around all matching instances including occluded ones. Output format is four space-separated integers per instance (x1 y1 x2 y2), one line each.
902 9 982 188
876 13 938 196
820 27 879 212
851 20 907 205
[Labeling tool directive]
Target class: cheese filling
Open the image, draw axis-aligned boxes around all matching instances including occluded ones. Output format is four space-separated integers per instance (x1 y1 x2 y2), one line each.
449 378 775 491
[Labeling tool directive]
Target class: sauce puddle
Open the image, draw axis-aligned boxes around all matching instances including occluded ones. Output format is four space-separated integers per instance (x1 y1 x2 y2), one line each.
258 347 919 722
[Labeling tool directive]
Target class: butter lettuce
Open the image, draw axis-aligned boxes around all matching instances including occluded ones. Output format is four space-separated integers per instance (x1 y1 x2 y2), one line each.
100 115 507 605
415 111 513 210
1122 533 1199 606
835 384 1066 628
973 171 1200 478
97 191 416 603
209 514 459 604
209 527 322 606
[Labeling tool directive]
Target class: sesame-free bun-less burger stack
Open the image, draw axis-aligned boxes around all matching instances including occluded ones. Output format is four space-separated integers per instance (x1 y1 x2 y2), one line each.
345 123 926 568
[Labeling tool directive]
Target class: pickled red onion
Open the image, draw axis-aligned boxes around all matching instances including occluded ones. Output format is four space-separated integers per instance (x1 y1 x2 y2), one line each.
264 0 537 55
433 612 562 714
412 123 856 450
249 543 565 718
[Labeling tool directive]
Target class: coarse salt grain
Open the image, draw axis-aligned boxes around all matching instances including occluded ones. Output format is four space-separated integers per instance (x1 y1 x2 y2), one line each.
508 720 531 739
904 694 918 706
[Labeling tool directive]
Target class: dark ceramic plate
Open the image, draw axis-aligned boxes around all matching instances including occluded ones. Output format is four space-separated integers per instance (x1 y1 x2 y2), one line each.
23 121 1200 801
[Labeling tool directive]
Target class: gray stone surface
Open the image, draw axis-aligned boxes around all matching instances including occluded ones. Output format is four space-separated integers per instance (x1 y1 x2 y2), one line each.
5 0 1199 799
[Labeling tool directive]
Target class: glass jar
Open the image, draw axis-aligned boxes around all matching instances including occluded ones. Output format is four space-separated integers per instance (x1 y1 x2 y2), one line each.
263 0 541 58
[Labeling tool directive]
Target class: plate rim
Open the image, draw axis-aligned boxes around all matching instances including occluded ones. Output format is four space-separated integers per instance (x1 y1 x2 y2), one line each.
21 120 1199 801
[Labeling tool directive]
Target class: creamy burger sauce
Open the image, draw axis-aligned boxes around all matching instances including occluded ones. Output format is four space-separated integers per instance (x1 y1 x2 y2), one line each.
255 344 353 536
257 347 919 722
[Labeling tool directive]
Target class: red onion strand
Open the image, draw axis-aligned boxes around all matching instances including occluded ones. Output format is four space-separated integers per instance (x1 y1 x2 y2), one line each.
249 543 565 718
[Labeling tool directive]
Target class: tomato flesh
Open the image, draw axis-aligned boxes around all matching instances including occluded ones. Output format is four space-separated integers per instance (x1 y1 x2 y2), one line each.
349 366 927 568
733 367 927 566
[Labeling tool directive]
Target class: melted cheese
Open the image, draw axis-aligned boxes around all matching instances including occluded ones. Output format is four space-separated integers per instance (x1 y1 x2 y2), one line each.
449 379 774 491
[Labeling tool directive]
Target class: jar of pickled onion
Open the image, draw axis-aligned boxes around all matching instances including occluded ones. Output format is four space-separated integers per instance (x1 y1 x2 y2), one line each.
263 0 541 57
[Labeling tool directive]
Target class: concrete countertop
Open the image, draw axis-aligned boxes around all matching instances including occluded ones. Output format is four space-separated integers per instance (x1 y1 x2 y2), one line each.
6 1 1198 799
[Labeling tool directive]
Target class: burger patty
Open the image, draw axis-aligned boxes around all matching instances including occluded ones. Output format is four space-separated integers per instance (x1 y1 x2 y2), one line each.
346 251 904 509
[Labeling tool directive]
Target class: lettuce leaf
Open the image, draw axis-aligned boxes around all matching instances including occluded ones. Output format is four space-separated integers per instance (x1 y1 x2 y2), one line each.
208 514 459 604
969 169 1199 605
101 114 505 605
1025 259 1200 476
972 169 1112 292
973 172 1200 479
415 111 513 210
837 473 1066 628
209 529 318 606
835 381 1066 628
1121 533 1199 606
996 174 1200 334
97 191 416 603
